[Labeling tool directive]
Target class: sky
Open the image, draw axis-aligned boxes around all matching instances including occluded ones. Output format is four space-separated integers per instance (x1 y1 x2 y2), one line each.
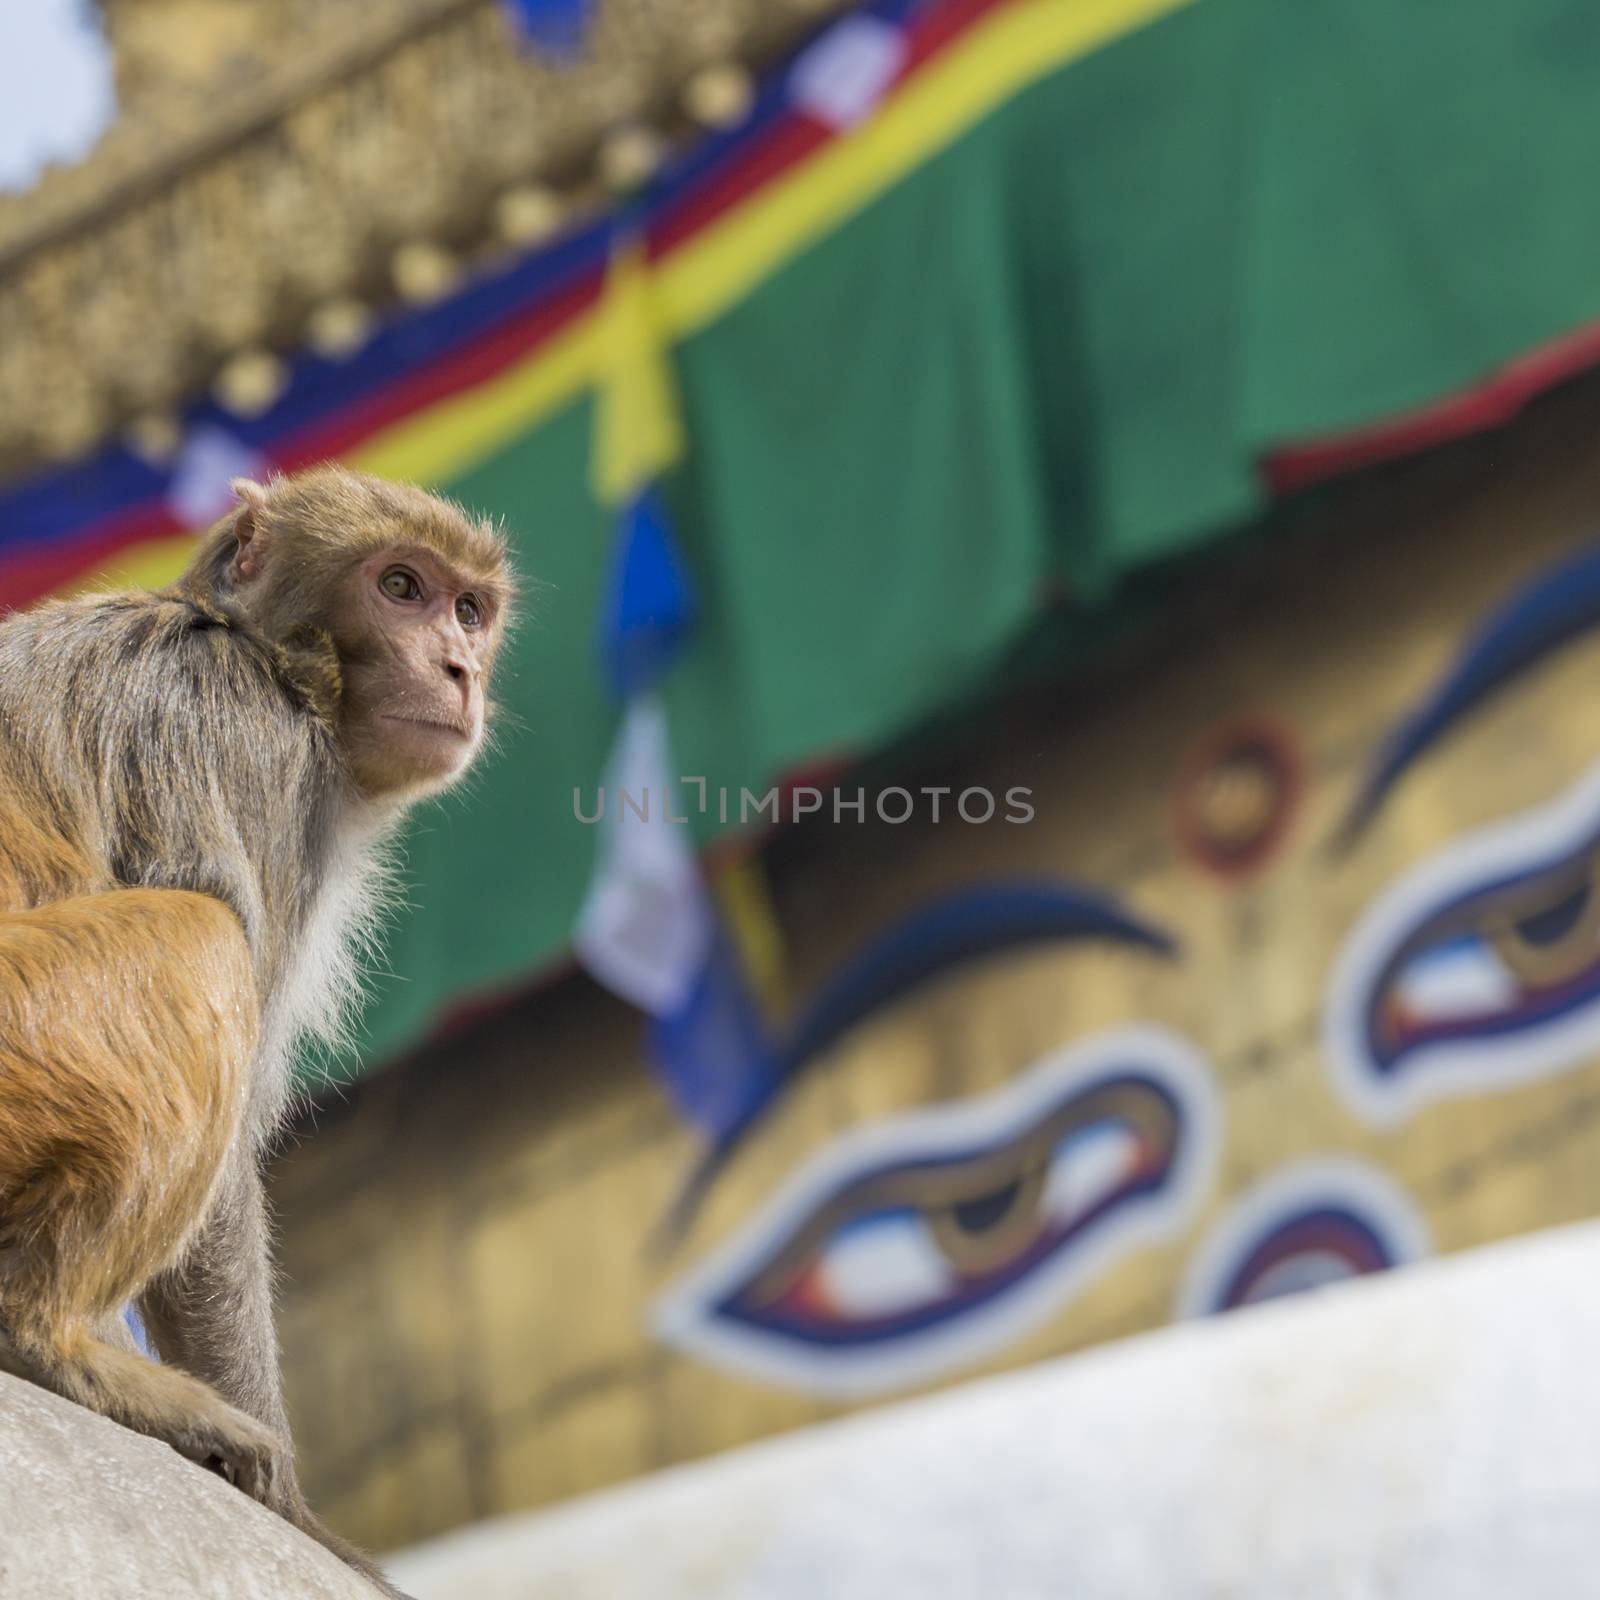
0 0 117 192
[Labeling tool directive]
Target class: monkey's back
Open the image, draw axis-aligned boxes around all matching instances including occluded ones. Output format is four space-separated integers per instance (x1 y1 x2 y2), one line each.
0 590 342 935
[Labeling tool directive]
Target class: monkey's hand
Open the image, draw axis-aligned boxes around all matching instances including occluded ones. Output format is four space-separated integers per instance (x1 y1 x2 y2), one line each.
170 1389 287 1504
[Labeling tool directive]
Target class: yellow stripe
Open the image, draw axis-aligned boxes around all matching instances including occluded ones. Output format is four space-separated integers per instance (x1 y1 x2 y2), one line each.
65 535 198 597
352 319 600 484
355 0 1192 488
661 0 1191 338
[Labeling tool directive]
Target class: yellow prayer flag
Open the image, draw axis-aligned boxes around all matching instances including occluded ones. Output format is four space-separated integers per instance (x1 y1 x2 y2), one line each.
712 851 789 1025
589 236 686 509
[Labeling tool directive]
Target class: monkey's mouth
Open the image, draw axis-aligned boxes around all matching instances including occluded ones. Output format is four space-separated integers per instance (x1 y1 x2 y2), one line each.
384 714 476 744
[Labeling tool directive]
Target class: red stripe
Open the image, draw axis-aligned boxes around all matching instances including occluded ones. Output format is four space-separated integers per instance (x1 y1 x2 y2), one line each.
651 118 830 261
296 104 830 465
1265 320 1600 493
0 505 181 613
903 0 1011 70
273 273 608 471
648 0 1012 259
289 112 825 465
252 131 824 469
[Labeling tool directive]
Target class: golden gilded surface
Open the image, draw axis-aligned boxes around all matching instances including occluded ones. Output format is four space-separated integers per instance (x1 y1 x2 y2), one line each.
0 0 849 479
268 386 1600 1553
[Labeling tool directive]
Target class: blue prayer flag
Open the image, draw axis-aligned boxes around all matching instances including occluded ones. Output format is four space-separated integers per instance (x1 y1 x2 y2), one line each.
501 0 592 60
648 920 780 1140
597 484 697 700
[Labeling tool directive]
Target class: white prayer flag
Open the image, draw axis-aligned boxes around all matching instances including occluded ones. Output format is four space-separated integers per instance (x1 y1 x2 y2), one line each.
575 694 713 1015
167 426 268 530
789 16 907 132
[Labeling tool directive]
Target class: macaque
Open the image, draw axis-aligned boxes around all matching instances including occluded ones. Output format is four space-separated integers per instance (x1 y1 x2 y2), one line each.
0 466 514 1596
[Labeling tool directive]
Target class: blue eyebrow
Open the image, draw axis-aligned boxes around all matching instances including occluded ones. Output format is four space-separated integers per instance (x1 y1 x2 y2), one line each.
1339 544 1600 846
657 878 1177 1243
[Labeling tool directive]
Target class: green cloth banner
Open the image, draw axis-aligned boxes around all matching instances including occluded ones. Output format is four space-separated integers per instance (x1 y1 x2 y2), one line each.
351 0 1600 1071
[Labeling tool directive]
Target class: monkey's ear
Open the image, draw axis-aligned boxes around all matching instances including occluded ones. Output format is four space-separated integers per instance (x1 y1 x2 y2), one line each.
228 478 271 583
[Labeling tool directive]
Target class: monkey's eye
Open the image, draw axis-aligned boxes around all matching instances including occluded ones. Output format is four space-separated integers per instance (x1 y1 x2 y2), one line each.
456 594 483 629
379 568 422 602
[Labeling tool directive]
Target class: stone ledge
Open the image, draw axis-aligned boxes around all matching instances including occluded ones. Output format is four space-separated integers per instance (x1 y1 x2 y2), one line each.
0 1372 382 1600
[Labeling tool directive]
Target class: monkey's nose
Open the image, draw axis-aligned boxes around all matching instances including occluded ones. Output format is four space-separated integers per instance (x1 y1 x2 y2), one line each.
440 654 479 712
441 648 480 682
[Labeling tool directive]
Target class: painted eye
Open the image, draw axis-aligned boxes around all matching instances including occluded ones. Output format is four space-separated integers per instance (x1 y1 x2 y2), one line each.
1482 857 1600 986
1178 1159 1430 1317
927 1161 1048 1275
380 568 421 601
1326 761 1600 1123
793 1121 1145 1321
802 1213 953 1322
455 594 482 629
653 1027 1216 1397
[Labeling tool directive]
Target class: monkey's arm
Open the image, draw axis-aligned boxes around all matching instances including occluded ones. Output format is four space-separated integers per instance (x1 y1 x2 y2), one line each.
138 1155 412 1599
138 1149 288 1436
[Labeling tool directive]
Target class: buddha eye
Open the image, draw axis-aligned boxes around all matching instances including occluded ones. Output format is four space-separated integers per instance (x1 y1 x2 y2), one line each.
926 1161 1049 1275
455 594 482 629
379 568 421 601
1482 857 1600 986
1326 760 1600 1124
653 1027 1216 1398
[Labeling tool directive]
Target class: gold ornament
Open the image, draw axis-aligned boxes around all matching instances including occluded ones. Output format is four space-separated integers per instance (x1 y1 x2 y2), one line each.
495 185 565 246
213 349 288 418
124 412 184 465
392 241 459 305
599 126 666 194
307 298 375 358
684 63 753 130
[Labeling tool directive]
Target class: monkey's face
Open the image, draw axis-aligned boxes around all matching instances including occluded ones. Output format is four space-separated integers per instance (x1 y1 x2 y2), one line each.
334 545 502 800
204 468 513 801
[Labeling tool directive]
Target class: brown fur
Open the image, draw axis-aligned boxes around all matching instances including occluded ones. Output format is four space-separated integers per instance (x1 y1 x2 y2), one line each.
0 465 513 1596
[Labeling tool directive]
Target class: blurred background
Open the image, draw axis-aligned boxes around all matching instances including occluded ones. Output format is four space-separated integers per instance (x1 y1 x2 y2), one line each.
10 1 1600 1594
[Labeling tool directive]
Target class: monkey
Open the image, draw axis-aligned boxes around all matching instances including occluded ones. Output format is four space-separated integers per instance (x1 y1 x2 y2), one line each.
0 464 514 1596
